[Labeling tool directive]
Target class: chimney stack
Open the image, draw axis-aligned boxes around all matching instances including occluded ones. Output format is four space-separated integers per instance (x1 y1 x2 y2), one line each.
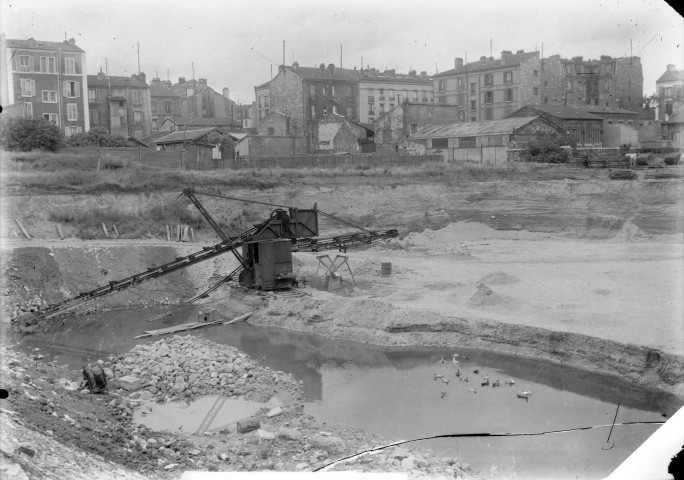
198 78 207 86
420 71 427 79
480 56 487 61
501 50 512 64
223 88 230 99
667 64 677 71
178 76 186 84
292 61 299 69
454 57 464 69
328 63 335 75
319 63 325 70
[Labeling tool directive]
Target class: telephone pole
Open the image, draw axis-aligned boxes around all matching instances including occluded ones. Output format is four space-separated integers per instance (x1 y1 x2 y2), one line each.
137 41 140 74
340 45 343 68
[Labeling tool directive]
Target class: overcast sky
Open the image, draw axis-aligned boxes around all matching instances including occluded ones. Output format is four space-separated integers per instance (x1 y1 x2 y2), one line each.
2 0 682 103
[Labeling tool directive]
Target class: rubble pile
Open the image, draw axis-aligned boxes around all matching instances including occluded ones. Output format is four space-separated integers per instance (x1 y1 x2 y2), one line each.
110 335 302 402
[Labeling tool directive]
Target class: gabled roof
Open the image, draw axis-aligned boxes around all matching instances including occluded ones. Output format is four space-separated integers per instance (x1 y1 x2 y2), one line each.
140 130 173 145
411 116 544 138
127 137 150 147
656 69 684 84
155 127 220 144
585 106 639 116
149 80 178 97
227 132 248 141
165 117 239 127
7 37 84 53
88 74 148 89
434 51 539 77
508 105 602 120
284 65 363 82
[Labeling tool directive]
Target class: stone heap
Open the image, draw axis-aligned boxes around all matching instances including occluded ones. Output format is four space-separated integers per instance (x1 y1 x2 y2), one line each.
110 335 302 402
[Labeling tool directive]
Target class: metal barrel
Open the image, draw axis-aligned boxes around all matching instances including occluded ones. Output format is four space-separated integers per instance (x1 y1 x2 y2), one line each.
380 262 392 275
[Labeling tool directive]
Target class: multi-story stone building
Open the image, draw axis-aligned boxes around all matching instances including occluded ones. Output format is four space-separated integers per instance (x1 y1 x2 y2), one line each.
254 62 433 150
149 76 239 131
540 54 643 111
655 64 684 147
87 72 152 139
432 50 542 122
358 68 432 123
0 34 89 136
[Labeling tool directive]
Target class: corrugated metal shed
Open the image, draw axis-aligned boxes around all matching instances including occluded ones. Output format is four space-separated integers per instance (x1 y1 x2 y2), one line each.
411 116 542 139
155 127 218 144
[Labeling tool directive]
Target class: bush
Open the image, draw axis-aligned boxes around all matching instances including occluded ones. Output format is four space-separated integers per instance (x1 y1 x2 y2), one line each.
0 117 66 152
520 132 574 163
66 127 129 147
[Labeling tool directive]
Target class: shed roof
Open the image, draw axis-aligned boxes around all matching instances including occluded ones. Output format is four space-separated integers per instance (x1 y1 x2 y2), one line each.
411 116 543 138
155 127 220 144
508 105 602 120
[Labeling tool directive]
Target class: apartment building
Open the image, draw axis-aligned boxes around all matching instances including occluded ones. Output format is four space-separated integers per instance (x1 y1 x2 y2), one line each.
87 72 152 139
655 64 684 147
358 68 432 123
432 50 541 123
1 34 89 136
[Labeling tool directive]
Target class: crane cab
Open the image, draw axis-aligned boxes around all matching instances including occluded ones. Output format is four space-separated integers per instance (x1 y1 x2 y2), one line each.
239 239 297 290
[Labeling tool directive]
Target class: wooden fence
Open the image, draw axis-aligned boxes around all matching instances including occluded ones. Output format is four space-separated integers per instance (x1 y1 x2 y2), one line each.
229 154 443 169
441 146 509 165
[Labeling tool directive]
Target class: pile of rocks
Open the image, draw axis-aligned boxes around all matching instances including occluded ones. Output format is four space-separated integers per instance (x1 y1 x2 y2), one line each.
110 335 302 402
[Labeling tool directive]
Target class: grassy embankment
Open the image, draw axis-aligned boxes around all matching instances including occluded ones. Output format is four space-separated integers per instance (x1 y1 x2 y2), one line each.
2 149 598 239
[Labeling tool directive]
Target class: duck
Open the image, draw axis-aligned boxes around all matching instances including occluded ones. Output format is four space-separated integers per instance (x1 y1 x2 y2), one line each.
481 376 490 387
463 377 469 383
455 369 461 378
452 357 459 364
441 377 450 385
517 390 532 400
441 391 447 399
473 369 479 375
441 357 445 364
468 388 477 394
505 379 515 386
433 373 443 381
493 380 501 388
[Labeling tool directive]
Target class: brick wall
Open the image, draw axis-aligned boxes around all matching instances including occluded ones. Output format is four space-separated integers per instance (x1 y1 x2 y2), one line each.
269 69 306 136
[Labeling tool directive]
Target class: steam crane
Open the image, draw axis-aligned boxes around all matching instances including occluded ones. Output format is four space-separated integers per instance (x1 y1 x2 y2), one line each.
26 188 398 321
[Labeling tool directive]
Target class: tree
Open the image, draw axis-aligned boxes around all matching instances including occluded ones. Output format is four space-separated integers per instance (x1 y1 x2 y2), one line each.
0 117 66 152
520 132 574 163
66 127 129 147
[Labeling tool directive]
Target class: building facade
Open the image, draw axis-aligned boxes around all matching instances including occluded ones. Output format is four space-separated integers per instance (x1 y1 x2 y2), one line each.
505 105 605 146
1 34 89 136
432 50 542 123
656 64 684 122
87 72 152 139
358 69 432 123
540 55 643 112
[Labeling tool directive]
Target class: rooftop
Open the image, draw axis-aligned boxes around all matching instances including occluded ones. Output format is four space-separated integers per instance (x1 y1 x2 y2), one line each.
88 73 149 89
155 127 220 144
657 68 684 84
434 51 539 77
411 116 543 138
6 37 84 53
163 117 239 127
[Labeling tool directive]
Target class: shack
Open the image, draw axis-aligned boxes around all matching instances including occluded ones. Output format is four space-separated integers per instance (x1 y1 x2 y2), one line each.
154 127 223 160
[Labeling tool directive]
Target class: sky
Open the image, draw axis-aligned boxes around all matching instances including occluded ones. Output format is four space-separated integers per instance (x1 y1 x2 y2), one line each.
2 0 683 104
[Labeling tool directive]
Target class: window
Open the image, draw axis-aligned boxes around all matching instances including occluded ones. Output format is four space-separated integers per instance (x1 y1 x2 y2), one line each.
347 86 353 101
432 138 448 148
368 103 375 115
566 81 573 92
65 126 82 137
90 110 99 126
19 55 33 72
470 116 477 122
505 88 513 102
312 105 317 118
63 81 80 98
485 91 493 104
484 74 493 87
23 102 33 119
533 69 538 76
67 103 78 121
43 113 58 125
42 90 57 103
460 136 476 148
88 88 98 103
504 71 513 85
20 79 35 97
533 87 539 95
438 79 446 92
470 100 477 111
331 85 336 95
134 111 143 125
603 81 610 93
40 56 56 73
379 103 385 112
134 131 143 139
484 108 493 120
410 124 417 134
268 127 274 135
347 106 353 117
457 78 464 90
165 103 172 113
543 96 548 104
470 82 476 94
389 89 395 100
412 91 418 101
151 103 157 115
332 105 338 114
458 111 465 121
65 57 76 74
120 116 126 125
310 85 316 96
132 90 142 105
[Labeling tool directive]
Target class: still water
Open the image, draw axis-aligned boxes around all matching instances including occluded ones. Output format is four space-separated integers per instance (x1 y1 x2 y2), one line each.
14 306 679 479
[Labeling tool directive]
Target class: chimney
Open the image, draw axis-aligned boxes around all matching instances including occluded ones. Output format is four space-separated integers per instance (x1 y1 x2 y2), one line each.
501 50 512 64
178 76 186 84
516 49 524 54
199 78 207 85
319 63 325 70
292 61 299 69
68 37 76 46
133 72 147 84
480 56 487 61
454 57 464 69
572 56 583 62
667 64 677 71
600 55 612 61
328 63 335 75
420 71 427 79
223 88 230 100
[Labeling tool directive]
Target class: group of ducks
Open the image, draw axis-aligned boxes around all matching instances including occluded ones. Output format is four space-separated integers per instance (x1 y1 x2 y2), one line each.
435 354 532 400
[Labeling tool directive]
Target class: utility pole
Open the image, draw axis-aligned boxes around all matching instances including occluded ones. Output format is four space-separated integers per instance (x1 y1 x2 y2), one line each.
192 62 195 86
340 45 343 68
137 41 140 74
361 57 363 69
105 58 108 75
630 38 633 65
167 68 169 81
282 40 285 66
490 38 493 58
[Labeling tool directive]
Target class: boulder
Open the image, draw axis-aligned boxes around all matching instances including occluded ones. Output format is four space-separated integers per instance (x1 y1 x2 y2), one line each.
309 434 345 454
236 417 261 434
276 427 302 441
117 376 141 391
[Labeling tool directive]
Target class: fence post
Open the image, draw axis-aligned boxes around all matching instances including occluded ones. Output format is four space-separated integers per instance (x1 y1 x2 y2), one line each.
138 147 142 163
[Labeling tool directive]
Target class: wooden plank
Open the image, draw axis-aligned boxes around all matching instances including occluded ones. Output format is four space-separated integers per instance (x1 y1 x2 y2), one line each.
223 311 253 325
166 225 171 242
15 219 31 239
113 224 120 238
135 312 254 338
176 224 181 242
56 224 64 240
102 223 109 238
190 228 196 243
